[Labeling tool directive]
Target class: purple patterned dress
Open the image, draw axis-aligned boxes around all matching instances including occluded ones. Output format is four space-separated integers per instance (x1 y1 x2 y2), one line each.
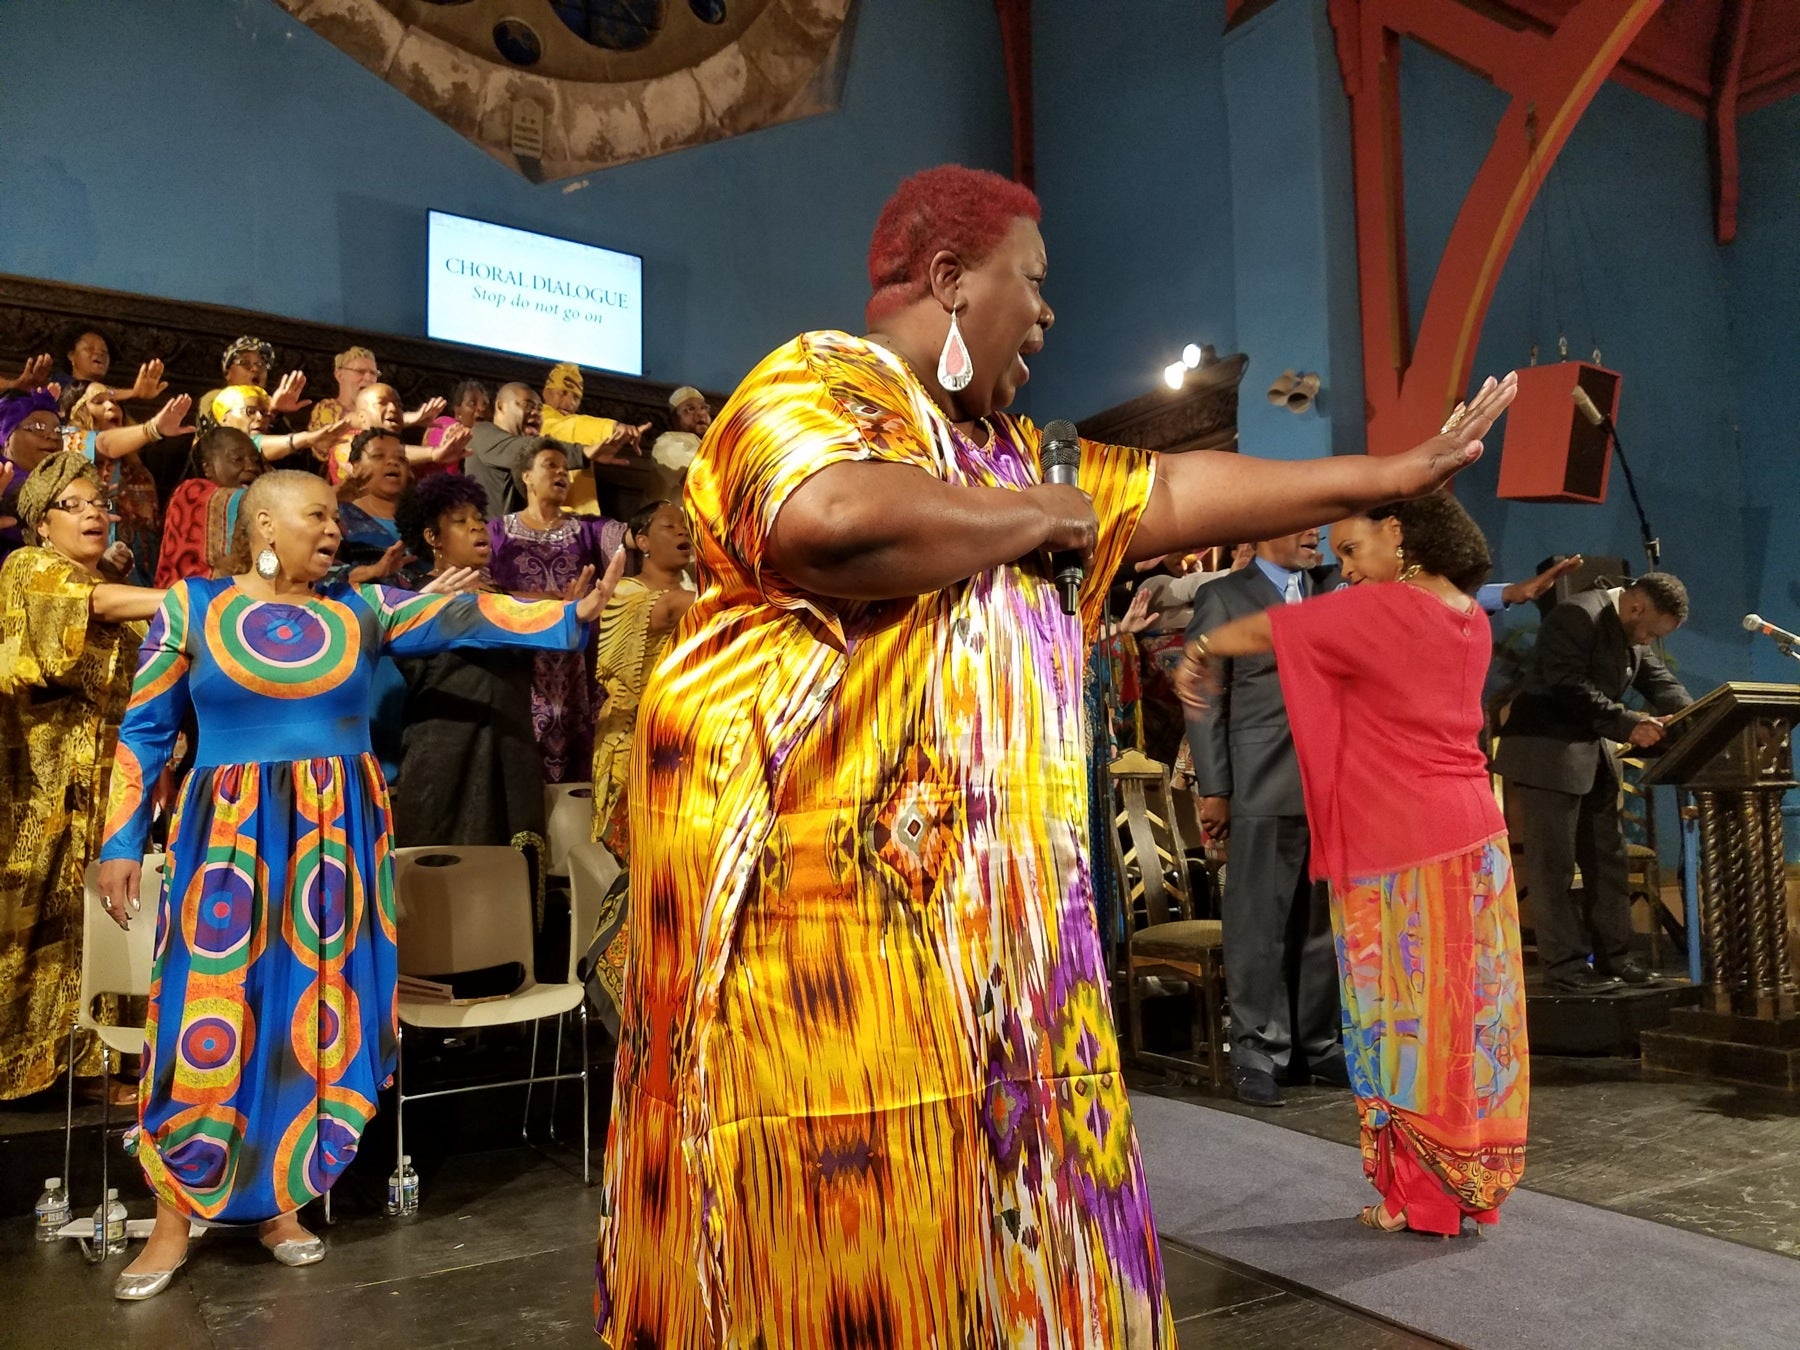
487 513 626 783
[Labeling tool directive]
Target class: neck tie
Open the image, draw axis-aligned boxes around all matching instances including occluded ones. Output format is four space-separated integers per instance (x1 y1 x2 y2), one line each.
1284 571 1305 605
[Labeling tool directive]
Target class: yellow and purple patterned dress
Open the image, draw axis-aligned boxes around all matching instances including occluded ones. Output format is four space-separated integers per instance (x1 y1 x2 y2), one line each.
595 332 1173 1347
0 547 144 1099
101 577 588 1221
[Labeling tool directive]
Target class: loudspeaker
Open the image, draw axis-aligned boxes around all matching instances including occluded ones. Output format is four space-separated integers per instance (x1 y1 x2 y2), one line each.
1532 553 1631 618
1496 362 1621 503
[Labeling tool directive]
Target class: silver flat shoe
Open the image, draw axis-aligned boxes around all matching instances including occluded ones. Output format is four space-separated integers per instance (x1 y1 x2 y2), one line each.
113 1257 186 1301
266 1235 325 1267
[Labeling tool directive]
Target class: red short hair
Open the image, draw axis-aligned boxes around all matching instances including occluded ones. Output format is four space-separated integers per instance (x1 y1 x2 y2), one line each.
865 165 1041 325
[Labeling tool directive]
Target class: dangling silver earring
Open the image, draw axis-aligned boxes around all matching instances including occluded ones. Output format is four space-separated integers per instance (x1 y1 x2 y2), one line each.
937 307 972 393
255 547 280 580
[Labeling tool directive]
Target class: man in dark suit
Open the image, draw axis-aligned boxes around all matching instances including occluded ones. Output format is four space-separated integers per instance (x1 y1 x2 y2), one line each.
1184 529 1345 1106
1496 573 1693 993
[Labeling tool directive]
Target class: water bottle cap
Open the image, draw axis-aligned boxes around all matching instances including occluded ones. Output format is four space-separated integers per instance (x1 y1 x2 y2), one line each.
106 1188 119 1199
46 1177 61 1188
401 1154 411 1163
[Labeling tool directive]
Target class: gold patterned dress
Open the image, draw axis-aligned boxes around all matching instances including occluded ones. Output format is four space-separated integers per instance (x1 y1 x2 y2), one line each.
0 546 145 1098
595 332 1173 1347
590 575 682 852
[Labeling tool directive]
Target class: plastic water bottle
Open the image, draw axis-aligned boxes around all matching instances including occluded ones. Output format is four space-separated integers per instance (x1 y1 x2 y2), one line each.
92 1188 127 1255
34 1178 71 1242
386 1155 419 1216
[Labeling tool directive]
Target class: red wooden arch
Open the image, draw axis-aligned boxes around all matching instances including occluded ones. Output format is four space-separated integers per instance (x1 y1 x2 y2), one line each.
1327 0 1663 453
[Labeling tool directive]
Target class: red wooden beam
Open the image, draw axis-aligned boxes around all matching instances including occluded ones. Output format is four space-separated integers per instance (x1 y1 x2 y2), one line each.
993 0 1035 189
1330 0 1663 454
1708 0 1755 244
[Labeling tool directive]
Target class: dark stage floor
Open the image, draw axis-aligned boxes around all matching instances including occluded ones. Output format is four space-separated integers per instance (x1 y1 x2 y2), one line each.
3 1048 1794 1348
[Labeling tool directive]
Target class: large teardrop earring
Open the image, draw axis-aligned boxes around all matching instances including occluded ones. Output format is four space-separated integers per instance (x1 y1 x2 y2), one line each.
255 545 280 580
937 306 973 393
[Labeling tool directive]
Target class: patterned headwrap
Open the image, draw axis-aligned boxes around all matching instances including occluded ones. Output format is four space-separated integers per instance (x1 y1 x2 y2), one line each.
0 390 59 449
221 335 274 375
545 362 584 397
16 451 101 532
212 384 271 424
668 385 703 410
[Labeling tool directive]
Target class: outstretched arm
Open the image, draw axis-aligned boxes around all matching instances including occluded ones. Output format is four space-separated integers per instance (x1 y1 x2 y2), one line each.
1127 373 1517 562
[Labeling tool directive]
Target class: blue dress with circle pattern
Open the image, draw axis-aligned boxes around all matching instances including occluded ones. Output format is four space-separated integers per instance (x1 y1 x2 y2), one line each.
100 576 587 1222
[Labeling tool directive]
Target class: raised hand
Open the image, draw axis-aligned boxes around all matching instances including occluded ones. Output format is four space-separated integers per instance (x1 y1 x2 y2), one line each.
422 566 483 595
431 422 472 463
572 547 629 623
561 565 596 603
1112 586 1157 637
589 421 653 467
1384 372 1520 499
127 358 168 402
1174 635 1224 713
4 353 52 393
98 541 135 582
270 370 311 414
1501 554 1583 608
150 393 195 439
405 397 447 428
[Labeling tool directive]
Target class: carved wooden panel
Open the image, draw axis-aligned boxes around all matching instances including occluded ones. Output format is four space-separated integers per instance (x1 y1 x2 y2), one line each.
1076 354 1247 454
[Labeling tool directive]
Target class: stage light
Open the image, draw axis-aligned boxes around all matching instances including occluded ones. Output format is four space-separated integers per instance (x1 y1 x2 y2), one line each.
1182 344 1202 369
1163 362 1186 390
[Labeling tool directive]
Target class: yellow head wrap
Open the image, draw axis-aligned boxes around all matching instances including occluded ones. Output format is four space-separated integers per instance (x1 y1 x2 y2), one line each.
16 451 101 533
545 363 584 398
212 384 271 425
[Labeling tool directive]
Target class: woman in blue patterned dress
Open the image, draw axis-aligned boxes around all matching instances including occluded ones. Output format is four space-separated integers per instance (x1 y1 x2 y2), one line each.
95 470 622 1300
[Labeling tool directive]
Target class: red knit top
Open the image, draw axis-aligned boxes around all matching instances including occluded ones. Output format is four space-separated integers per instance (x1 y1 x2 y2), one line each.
1268 581 1506 884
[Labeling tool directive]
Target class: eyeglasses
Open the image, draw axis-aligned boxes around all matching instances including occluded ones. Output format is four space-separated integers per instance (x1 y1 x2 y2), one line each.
15 421 61 436
47 494 117 516
342 365 380 379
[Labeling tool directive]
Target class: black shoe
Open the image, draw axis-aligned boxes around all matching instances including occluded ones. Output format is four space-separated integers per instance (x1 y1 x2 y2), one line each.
1232 1067 1286 1108
1607 957 1655 986
1546 967 1623 995
1309 1059 1352 1089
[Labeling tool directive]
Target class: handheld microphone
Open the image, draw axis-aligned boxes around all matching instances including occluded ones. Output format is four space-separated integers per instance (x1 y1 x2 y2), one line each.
1744 613 1800 647
1040 419 1084 616
1571 386 1612 430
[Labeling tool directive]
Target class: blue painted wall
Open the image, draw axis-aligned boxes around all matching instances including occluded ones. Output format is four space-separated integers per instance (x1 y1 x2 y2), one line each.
1730 95 1800 684
1396 41 1746 704
1026 0 1237 423
0 0 1012 395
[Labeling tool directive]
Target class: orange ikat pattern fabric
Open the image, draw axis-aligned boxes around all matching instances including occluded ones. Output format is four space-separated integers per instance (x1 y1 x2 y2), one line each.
595 331 1174 1347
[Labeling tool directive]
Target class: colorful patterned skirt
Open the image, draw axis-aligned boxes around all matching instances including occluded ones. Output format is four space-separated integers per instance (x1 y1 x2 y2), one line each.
1329 836 1529 1234
129 754 396 1223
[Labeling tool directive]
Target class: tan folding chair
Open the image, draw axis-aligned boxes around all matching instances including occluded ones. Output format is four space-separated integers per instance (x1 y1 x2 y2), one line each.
542 782 597 879
64 854 162 1255
393 845 591 1203
1109 751 1228 1087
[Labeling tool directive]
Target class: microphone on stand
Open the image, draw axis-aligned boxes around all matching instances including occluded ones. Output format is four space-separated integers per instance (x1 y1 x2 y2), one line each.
1743 613 1800 647
1571 385 1613 431
1039 419 1084 616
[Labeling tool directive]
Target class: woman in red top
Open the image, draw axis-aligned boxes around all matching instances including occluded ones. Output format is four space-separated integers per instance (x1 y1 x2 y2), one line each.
1178 491 1528 1236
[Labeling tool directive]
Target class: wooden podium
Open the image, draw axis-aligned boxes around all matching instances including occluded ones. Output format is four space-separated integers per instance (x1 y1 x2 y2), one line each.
1638 682 1800 1088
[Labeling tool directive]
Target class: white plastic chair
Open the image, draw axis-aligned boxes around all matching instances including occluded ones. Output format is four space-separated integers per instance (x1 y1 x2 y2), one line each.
543 839 624 1125
392 845 591 1202
64 854 162 1254
542 782 597 879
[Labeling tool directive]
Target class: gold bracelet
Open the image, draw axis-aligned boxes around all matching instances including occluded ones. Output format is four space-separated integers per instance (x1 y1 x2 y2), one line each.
1186 633 1214 662
142 420 162 442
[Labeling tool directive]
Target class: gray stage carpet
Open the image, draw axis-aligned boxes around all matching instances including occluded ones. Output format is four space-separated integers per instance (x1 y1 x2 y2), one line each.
1132 1093 1800 1350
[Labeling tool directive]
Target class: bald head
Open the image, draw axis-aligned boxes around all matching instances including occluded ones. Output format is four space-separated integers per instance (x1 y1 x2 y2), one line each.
494 382 543 436
354 382 403 432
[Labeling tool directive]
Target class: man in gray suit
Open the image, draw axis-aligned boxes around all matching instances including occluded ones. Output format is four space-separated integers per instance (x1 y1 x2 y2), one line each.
1496 573 1693 993
1184 529 1345 1106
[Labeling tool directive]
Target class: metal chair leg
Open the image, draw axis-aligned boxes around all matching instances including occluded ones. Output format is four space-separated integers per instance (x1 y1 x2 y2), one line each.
522 1021 541 1141
323 1188 333 1226
579 1005 591 1185
546 1014 567 1142
392 1024 406 1219
63 1022 77 1194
